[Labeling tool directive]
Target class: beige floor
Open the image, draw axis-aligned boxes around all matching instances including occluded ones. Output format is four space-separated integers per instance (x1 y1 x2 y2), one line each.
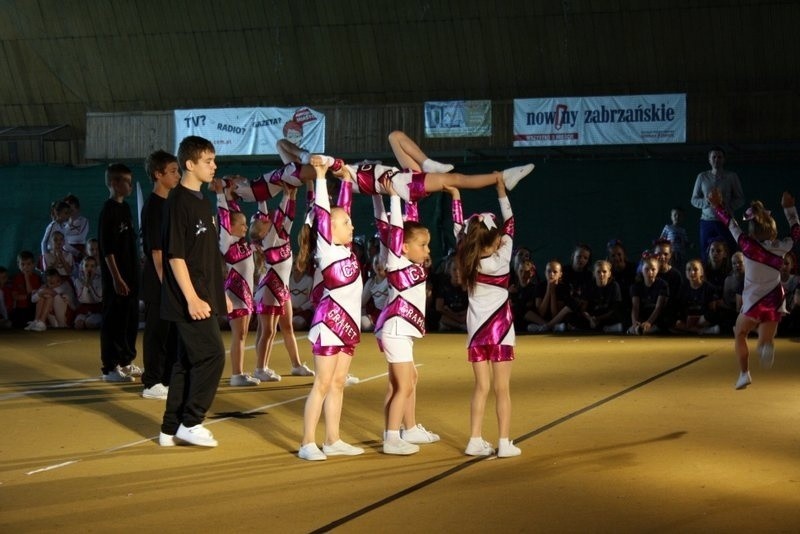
1 329 799 533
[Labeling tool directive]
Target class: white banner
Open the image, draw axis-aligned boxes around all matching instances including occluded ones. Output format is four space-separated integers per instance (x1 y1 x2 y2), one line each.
424 100 491 138
173 106 325 156
513 94 686 146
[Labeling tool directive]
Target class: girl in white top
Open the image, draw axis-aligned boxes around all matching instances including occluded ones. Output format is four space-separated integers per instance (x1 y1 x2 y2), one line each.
709 189 799 389
452 176 521 458
73 255 103 329
297 155 364 461
42 230 75 279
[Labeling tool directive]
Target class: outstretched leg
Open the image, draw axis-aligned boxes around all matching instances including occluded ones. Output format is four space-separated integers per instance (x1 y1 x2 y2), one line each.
388 130 453 173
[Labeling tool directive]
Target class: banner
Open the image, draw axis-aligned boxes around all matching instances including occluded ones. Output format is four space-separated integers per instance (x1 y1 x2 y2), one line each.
513 94 686 146
173 106 325 156
424 100 491 138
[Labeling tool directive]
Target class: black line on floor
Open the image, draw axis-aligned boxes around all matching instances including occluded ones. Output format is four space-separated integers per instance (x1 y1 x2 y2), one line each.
309 353 708 533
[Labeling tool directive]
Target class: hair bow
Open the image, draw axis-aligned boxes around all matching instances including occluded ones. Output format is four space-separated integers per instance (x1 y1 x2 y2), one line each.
464 212 497 233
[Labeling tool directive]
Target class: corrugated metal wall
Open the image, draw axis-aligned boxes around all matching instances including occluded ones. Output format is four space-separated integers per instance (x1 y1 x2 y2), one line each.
3 0 799 163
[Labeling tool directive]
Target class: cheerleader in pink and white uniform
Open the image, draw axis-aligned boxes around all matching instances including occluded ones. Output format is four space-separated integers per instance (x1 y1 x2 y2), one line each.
709 188 800 389
213 179 259 387
452 176 521 458
252 185 310 382
297 156 364 461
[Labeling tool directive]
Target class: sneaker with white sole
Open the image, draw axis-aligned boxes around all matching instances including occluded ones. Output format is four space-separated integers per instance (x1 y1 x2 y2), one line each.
602 323 624 333
735 371 752 390
401 424 440 444
465 437 496 456
102 367 134 383
497 440 522 458
28 320 47 332
345 374 360 386
298 443 327 461
422 159 454 174
322 439 364 456
502 164 535 191
758 343 775 369
230 373 261 386
253 368 282 382
291 363 315 377
142 383 169 399
383 439 420 455
158 432 177 447
122 363 143 377
175 423 218 447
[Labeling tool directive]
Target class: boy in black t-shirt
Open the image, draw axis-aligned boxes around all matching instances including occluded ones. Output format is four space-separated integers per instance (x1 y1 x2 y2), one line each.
140 150 181 400
98 163 141 382
159 136 227 448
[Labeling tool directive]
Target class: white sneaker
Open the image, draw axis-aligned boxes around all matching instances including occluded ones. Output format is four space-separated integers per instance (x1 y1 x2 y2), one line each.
602 323 624 333
465 438 495 456
383 439 420 455
700 325 721 335
322 439 364 456
230 373 261 387
502 164 534 190
102 367 134 383
758 343 775 369
291 363 315 376
422 159 454 174
553 323 566 332
298 443 327 461
122 363 143 377
29 320 47 332
345 374 360 386
527 323 549 333
253 368 282 382
735 371 752 390
401 424 440 444
158 432 177 447
175 423 218 447
142 383 169 399
497 440 522 458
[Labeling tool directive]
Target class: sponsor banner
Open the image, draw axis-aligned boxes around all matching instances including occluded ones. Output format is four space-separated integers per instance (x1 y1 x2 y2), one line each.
513 94 686 146
174 106 325 156
424 100 492 138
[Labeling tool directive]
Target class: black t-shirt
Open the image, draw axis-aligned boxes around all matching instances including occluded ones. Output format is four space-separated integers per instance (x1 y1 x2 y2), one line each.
140 192 165 303
97 198 139 293
160 185 225 322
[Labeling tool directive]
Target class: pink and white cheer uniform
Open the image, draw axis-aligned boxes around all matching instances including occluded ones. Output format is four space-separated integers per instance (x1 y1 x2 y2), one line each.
458 196 516 362
344 163 428 204
308 177 362 356
716 204 800 322
216 195 255 320
232 162 304 203
254 193 296 315
374 195 428 351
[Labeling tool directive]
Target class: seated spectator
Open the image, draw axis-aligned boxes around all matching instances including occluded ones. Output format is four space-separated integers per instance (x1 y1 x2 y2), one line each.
653 238 683 328
778 252 800 336
703 238 731 292
628 257 669 335
526 260 575 333
26 268 76 331
575 260 624 333
670 259 722 335
607 239 637 326
562 243 593 308
719 251 744 331
41 230 75 280
288 261 314 331
73 256 103 330
510 255 538 332
0 266 12 329
361 255 389 332
435 257 468 332
10 250 42 329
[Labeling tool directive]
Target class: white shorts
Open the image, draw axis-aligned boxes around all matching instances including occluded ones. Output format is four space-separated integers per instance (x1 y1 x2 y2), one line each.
381 333 415 364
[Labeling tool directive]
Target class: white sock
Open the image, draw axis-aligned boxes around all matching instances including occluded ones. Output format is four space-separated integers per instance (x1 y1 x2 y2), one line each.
498 438 511 449
422 158 454 174
386 430 401 442
299 151 311 164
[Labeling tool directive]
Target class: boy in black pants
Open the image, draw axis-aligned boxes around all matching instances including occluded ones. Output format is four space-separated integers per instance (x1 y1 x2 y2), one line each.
140 150 181 400
158 136 227 447
98 163 141 382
